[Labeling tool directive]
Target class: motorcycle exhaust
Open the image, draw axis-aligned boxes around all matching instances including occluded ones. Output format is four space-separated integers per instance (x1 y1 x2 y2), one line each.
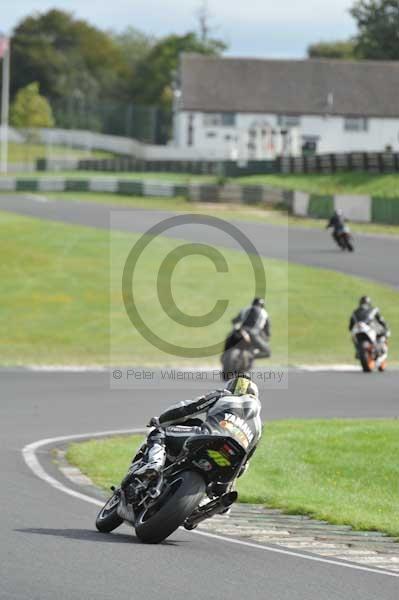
184 491 238 530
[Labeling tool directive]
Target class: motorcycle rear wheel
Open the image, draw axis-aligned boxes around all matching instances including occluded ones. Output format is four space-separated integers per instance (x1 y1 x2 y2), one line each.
359 347 374 372
134 470 205 544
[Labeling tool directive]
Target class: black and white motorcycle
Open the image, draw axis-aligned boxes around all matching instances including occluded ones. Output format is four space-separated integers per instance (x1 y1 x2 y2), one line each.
95 430 247 543
351 321 388 372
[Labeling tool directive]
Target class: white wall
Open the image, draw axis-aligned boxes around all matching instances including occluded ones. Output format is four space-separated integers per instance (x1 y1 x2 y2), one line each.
175 111 399 157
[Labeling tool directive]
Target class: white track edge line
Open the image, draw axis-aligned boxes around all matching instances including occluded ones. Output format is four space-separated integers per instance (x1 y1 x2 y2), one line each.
22 429 399 579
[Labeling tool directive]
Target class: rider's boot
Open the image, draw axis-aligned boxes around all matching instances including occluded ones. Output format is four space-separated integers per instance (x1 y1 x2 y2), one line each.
131 442 166 478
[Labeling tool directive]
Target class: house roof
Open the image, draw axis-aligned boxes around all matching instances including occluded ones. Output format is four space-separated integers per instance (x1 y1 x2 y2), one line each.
180 54 399 118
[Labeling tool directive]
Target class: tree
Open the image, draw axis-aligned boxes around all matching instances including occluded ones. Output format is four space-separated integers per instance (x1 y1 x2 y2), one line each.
10 82 54 128
350 0 399 59
308 40 356 59
131 32 226 106
10 10 129 108
130 32 227 142
111 26 155 73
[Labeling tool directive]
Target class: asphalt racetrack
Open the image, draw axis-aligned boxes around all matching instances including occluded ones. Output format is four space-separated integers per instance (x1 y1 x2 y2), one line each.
1 195 398 599
0 194 398 288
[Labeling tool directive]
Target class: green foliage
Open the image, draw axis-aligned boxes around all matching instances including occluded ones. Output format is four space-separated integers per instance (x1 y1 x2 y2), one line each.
9 11 227 140
11 10 128 109
10 82 54 128
111 26 155 73
308 40 356 59
351 0 399 59
131 32 226 105
130 32 227 142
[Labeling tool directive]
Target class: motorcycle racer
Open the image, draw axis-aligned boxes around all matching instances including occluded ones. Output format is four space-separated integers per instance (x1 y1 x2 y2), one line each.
349 296 390 361
224 298 271 359
349 296 389 340
122 374 262 484
326 208 346 245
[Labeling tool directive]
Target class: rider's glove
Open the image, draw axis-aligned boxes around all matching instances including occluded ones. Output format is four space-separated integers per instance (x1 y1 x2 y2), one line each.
147 416 160 428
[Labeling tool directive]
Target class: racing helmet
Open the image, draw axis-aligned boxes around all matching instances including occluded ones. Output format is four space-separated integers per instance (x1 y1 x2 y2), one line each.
359 295 372 307
226 374 259 399
252 297 265 308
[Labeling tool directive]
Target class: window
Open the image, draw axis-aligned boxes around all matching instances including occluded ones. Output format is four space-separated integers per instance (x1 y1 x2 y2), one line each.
203 112 236 127
221 112 236 126
206 131 217 138
344 117 368 132
277 115 301 128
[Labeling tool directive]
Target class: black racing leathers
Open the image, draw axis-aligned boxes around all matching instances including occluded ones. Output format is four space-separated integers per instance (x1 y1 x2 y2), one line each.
230 305 271 358
326 214 347 244
326 214 346 233
349 306 388 337
158 390 262 457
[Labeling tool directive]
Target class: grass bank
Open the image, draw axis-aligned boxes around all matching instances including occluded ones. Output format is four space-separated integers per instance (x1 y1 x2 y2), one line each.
236 172 399 198
66 419 399 538
1 210 398 366
1 170 214 183
8 142 112 164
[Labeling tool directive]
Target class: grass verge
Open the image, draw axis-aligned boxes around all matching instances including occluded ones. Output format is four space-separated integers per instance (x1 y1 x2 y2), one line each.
66 419 399 538
7 142 112 164
1 210 398 366
1 170 214 183
235 172 399 198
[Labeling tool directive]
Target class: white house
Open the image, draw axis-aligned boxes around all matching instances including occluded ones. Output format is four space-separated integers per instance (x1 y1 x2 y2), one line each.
173 54 399 159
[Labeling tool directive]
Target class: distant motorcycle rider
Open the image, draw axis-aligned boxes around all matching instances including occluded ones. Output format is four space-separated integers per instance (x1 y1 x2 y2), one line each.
122 375 262 488
349 296 390 355
225 298 271 358
326 209 346 245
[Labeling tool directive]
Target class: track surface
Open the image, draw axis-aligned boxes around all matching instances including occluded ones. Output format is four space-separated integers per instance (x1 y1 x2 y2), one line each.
1 195 398 599
0 194 399 287
2 371 399 600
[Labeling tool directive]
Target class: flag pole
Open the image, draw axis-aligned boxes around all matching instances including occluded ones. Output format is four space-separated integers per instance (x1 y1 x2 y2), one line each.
1 37 10 174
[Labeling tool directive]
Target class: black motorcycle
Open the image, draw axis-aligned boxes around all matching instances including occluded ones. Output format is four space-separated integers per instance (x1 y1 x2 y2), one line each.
221 326 256 380
333 226 354 252
95 432 246 543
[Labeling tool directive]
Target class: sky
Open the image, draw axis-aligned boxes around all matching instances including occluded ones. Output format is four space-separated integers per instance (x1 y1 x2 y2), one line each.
1 1 357 58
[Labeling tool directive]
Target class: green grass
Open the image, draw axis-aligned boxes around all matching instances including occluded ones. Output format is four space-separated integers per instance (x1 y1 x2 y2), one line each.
1 210 398 366
1 170 214 183
66 419 399 537
235 172 399 198
7 142 112 164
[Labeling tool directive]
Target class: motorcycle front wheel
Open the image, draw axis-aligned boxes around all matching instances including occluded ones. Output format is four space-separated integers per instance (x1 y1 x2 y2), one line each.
134 470 205 544
96 491 123 533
